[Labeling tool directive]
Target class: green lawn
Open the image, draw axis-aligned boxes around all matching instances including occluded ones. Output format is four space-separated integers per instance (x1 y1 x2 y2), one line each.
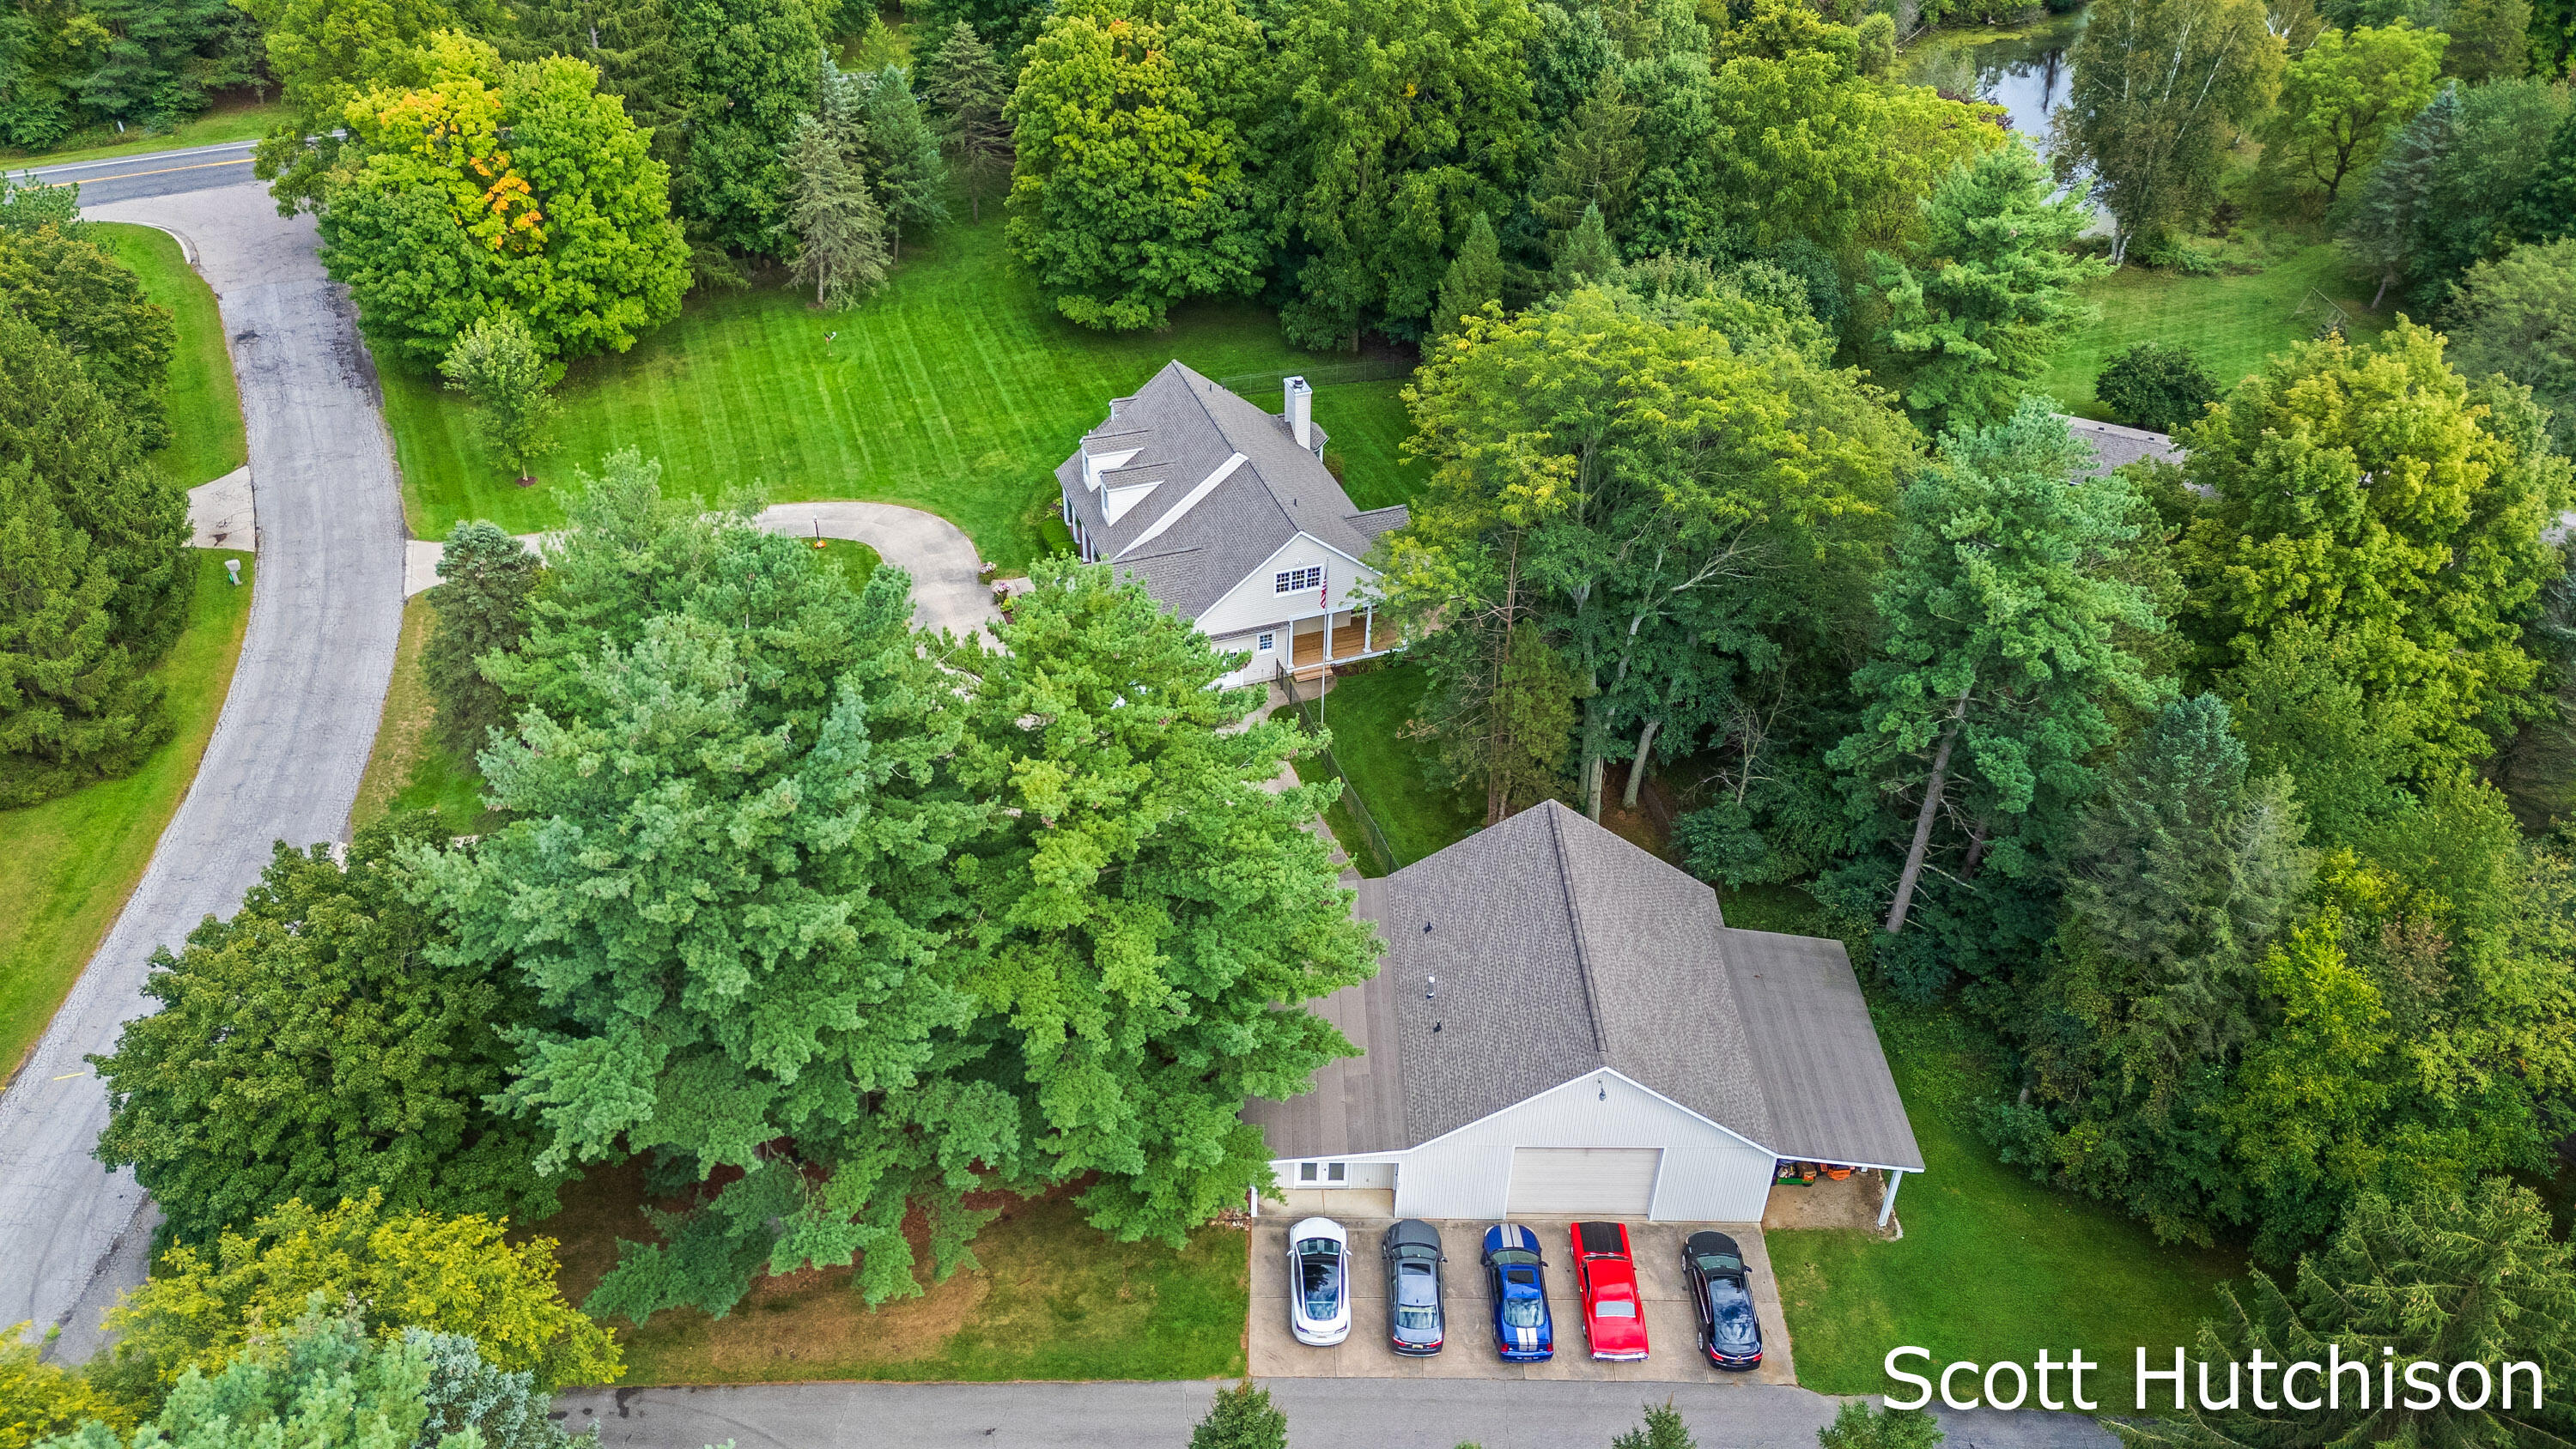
542 1169 1248 1384
0 551 253 1082
94 222 247 489
2042 244 2391 421
3 99 280 169
1297 662 1484 869
383 215 1428 567
1766 993 2245 1412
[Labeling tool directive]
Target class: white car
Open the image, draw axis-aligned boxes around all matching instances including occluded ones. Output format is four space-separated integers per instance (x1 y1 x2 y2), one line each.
1287 1216 1352 1346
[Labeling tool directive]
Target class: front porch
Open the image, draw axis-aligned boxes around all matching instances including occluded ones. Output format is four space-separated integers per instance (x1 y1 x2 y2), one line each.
1285 608 1393 678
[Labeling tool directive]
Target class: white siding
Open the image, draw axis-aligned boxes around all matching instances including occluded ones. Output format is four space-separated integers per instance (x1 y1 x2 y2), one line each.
1379 1071 1777 1222
1194 533 1379 639
1506 1148 1662 1215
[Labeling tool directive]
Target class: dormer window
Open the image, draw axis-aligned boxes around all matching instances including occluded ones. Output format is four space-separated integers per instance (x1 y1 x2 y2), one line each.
1275 566 1323 594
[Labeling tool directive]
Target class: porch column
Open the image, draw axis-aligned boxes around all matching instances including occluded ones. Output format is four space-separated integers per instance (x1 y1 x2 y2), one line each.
1876 1167 1905 1227
1322 610 1335 663
1364 607 1373 652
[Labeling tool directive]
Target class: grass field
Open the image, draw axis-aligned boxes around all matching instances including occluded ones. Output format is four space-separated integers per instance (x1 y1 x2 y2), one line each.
1765 985 2244 1410
1297 663 1485 870
383 215 1427 568
2043 244 2391 421
3 99 279 169
349 595 495 835
0 551 253 1083
94 222 247 489
542 1167 1249 1385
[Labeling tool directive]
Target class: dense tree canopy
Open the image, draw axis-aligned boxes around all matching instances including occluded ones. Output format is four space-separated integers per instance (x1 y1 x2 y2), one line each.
47 1312 472 1449
666 0 825 258
92 815 557 1251
2053 0 2281 262
316 33 689 365
1005 0 1266 329
2175 321 2572 779
2267 21 2445 204
0 226 175 450
2446 238 2576 457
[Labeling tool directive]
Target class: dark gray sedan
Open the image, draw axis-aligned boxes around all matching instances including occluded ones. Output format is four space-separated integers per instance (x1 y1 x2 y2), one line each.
1382 1218 1447 1355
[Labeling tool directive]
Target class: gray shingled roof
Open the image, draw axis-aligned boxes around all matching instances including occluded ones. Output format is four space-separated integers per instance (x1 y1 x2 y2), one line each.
2062 415 2184 478
1247 802 1925 1173
1057 361 1408 618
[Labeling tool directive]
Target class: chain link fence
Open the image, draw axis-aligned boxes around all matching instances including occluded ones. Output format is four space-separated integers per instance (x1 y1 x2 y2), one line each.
1275 664 1398 876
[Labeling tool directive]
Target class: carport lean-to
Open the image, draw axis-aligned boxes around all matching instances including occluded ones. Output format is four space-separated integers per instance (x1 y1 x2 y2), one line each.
1247 802 1923 1227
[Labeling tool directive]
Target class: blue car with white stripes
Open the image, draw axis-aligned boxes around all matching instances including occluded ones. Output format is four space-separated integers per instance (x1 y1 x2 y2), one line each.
1479 1223 1555 1361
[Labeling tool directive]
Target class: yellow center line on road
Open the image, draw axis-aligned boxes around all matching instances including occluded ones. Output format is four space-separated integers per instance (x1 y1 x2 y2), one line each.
37 155 253 184
52 1070 88 1081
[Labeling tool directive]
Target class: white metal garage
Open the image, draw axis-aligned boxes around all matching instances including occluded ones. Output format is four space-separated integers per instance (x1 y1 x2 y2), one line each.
1506 1147 1662 1216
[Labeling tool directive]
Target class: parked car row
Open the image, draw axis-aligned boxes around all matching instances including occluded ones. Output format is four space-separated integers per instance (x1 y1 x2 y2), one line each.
1283 1216 1764 1369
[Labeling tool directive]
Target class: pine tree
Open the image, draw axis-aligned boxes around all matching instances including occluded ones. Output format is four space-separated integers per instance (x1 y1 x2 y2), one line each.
2116 1180 2576 1449
918 19 1011 221
1830 397 2170 935
1552 201 1619 293
1432 212 1507 342
1868 139 2108 434
2344 82 2458 308
1188 1383 1288 1449
424 519 542 755
848 64 949 258
785 113 892 307
1818 1402 1943 1449
1533 66 1643 237
0 456 165 808
1613 1401 1697 1449
2510 111 2576 245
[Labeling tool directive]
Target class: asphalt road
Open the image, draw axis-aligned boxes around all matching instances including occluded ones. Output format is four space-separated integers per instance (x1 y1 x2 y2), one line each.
555 1382 2117 1449
0 178 407 1351
18 139 261 205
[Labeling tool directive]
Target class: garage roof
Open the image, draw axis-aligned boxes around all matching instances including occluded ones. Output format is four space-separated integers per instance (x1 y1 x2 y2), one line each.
1246 802 1923 1173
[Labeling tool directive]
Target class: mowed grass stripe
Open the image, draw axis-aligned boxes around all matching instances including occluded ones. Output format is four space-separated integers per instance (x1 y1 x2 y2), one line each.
386 215 1428 567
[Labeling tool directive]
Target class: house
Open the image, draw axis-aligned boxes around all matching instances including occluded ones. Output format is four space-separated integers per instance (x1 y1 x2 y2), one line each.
1057 361 1410 688
1246 801 1924 1225
2063 415 2183 477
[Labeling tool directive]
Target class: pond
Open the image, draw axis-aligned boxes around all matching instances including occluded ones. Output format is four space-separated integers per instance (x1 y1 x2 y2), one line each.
1900 7 2092 152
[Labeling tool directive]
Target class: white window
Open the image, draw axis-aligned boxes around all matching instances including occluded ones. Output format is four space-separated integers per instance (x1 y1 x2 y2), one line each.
1299 1162 1319 1182
1327 1162 1346 1183
1256 633 1276 652
1274 566 1324 594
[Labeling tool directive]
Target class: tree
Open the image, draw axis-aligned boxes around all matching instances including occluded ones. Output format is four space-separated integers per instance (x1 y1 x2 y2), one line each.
947 561 1380 1241
2440 0 2530 78
1613 1401 1696 1449
1391 284 1910 821
244 0 501 210
1868 139 2107 433
2094 341 2221 433
1531 67 1643 240
2177 321 2572 779
2116 1180 2576 1449
2269 22 2445 205
666 0 825 258
1 1331 131 1449
1831 397 2169 934
0 224 175 451
841 64 946 258
424 521 539 755
784 113 890 309
2053 0 2282 263
421 465 989 1318
507 0 684 164
917 20 1010 221
48 1311 475 1449
2447 238 2576 457
2342 81 2456 307
0 452 165 809
2217 621 2409 849
89 1194 619 1401
1269 0 1538 345
2512 112 2575 246
1551 202 1619 293
1188 1383 1285 1449
90 816 556 1250
318 36 690 367
440 314 562 483
1431 211 1506 342
1817 1402 1943 1449
406 1331 594 1449
1005 0 1268 329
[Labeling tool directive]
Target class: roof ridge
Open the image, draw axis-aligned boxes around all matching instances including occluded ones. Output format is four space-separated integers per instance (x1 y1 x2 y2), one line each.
1171 361 1298 540
1545 803 1612 1060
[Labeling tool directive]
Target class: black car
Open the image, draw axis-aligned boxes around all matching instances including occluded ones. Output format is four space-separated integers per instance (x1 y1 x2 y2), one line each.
1381 1218 1446 1355
1680 1229 1763 1370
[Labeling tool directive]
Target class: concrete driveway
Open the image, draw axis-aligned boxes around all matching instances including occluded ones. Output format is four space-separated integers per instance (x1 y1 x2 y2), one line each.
1249 1209 1795 1386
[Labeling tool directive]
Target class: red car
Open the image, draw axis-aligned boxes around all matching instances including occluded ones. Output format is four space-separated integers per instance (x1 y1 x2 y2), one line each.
1570 1221 1649 1361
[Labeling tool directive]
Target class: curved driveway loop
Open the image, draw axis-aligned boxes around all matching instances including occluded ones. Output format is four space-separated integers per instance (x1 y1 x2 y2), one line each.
0 180 407 1350
752 500 996 638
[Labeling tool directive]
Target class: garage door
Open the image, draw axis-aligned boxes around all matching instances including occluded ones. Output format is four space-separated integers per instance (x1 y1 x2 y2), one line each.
1505 1148 1663 1216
